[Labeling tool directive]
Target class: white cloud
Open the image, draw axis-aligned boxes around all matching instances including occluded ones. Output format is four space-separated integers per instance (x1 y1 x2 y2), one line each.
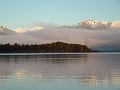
15 28 29 33
0 20 120 51
111 21 120 28
29 26 43 31
15 26 43 33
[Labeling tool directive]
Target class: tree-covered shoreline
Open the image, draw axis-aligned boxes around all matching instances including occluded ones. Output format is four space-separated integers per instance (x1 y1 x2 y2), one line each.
0 42 99 53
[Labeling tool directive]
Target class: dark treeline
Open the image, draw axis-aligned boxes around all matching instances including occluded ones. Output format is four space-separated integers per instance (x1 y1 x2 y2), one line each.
0 42 97 53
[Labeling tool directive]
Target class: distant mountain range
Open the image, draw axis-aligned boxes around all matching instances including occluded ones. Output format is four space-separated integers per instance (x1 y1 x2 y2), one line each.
0 20 120 52
63 19 120 29
0 19 120 35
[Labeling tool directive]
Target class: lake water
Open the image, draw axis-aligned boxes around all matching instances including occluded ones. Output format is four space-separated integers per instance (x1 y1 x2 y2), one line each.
0 53 120 90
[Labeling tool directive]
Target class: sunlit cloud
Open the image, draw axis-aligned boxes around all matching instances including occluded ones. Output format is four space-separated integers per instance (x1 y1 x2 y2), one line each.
15 26 43 33
0 20 120 51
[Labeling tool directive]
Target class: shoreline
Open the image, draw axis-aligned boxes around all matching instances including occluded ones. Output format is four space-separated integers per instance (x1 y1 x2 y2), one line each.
0 52 120 56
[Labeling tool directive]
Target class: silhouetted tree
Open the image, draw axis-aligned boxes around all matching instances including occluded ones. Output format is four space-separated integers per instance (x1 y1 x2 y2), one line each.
0 41 96 53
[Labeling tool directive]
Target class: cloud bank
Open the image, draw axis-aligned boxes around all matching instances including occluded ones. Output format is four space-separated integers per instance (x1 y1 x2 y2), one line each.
0 20 120 51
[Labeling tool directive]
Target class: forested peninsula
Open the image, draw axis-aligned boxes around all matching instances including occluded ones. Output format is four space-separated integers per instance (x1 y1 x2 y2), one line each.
0 42 98 53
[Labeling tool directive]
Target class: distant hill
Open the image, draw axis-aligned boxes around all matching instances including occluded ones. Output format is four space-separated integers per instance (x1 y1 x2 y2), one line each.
0 42 97 53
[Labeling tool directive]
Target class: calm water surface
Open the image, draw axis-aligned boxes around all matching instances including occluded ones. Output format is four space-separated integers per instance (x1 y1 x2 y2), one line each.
0 53 120 90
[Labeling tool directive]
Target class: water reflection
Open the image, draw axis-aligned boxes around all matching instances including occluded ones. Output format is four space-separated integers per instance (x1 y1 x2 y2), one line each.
0 53 120 87
76 70 120 86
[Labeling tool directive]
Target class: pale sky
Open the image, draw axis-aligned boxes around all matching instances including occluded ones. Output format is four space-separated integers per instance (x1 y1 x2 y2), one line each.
0 0 120 29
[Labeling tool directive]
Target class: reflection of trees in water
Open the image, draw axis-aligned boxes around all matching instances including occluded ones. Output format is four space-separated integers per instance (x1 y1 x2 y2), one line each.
0 54 88 81
0 54 120 86
0 54 88 64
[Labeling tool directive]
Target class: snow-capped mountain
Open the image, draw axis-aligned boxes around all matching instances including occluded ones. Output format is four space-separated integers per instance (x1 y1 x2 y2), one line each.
77 19 112 29
77 19 120 29
0 26 8 31
0 26 43 34
62 19 120 29
0 26 16 35
1 19 120 35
